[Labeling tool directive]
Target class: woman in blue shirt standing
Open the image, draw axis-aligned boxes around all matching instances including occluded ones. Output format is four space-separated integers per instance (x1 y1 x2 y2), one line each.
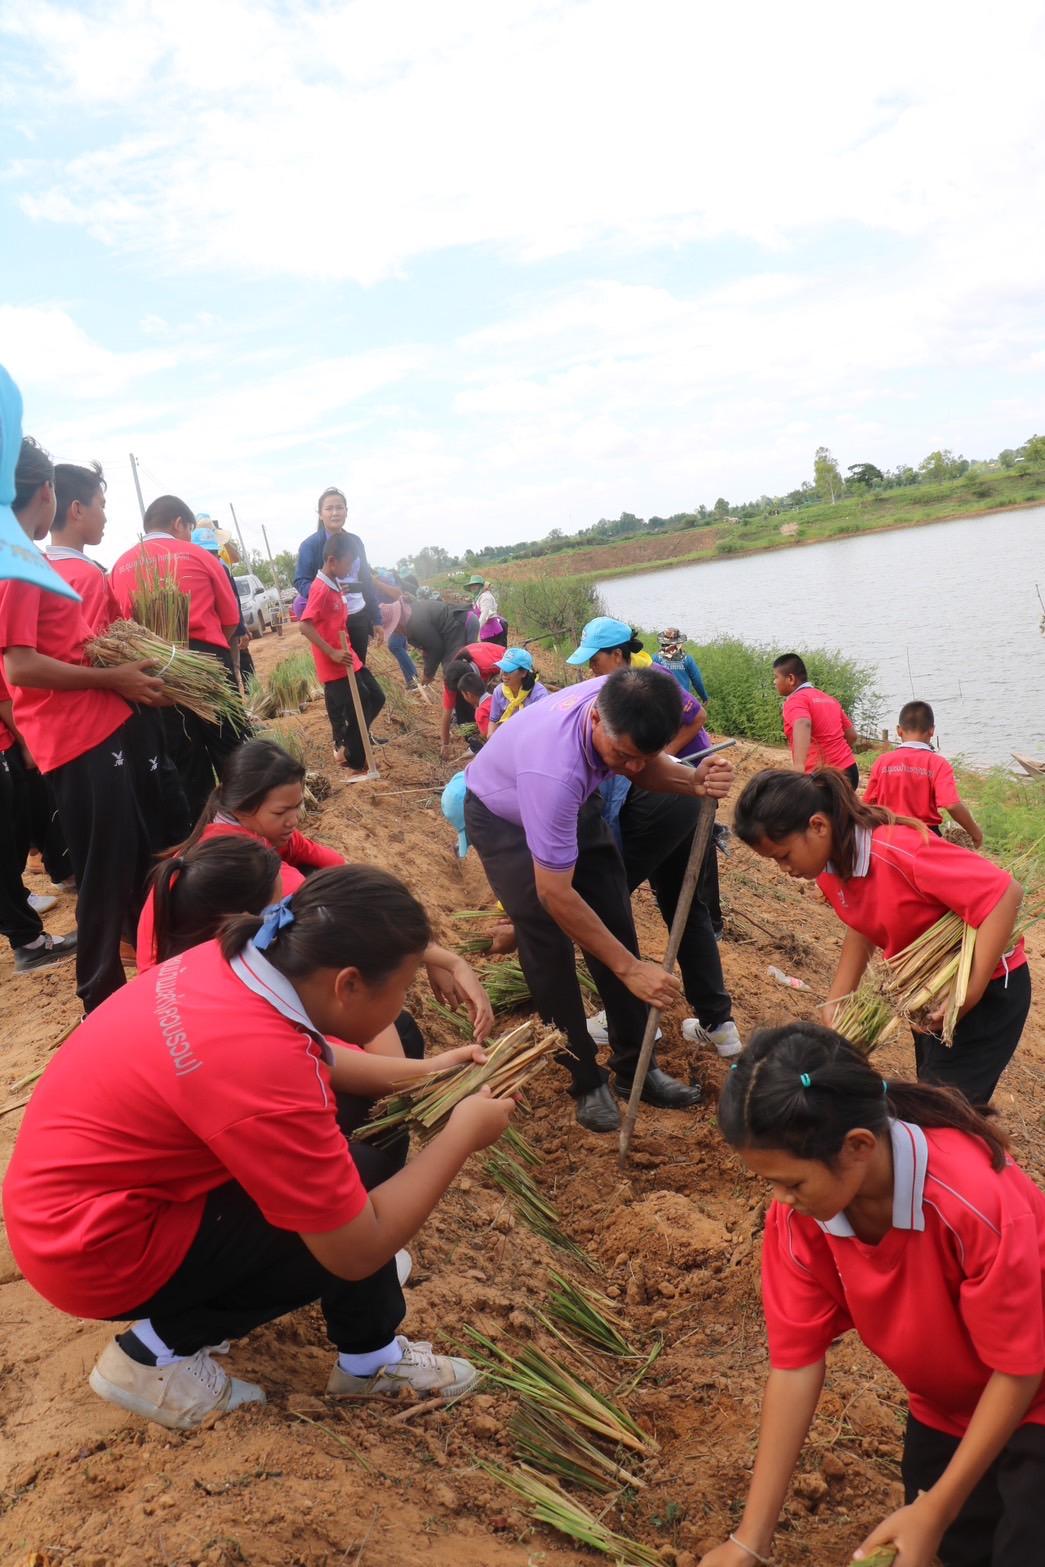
292 488 380 664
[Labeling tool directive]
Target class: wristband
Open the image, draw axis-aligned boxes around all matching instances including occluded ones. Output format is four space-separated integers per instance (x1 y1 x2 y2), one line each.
729 1534 771 1566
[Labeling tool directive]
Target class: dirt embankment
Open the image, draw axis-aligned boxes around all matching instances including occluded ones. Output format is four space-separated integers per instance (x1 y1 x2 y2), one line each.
492 527 719 582
1 627 1042 1567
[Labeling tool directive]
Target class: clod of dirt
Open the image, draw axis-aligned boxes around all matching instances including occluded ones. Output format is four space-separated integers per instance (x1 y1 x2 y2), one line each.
602 1190 732 1269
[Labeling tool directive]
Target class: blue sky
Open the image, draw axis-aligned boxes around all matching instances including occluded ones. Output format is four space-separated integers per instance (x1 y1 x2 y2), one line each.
2 0 1045 568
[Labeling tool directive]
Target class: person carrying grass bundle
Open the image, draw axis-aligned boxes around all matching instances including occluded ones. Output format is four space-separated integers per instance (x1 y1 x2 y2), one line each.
299 531 386 776
865 700 984 846
487 646 548 734
773 652 859 784
3 866 514 1431
566 617 738 1059
463 665 733 1132
0 438 167 1010
110 495 243 819
439 640 506 759
702 1022 1045 1567
733 769 1030 1105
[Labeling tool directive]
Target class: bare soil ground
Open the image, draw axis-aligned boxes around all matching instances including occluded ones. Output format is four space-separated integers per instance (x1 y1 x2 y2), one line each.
1 627 1042 1567
493 528 719 582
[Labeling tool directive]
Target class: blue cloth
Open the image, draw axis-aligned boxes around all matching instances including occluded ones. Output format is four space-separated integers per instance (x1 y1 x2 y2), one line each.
0 365 79 600
653 651 708 704
293 528 379 622
441 770 470 857
253 896 296 951
598 774 632 851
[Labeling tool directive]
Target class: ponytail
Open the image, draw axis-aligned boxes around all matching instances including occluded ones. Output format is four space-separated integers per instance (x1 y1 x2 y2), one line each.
149 837 282 962
220 863 431 983
719 1022 1008 1172
180 739 306 851
734 767 922 880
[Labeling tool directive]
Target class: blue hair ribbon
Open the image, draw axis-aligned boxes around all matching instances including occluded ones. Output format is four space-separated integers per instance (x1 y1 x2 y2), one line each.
254 896 296 952
799 1072 812 1088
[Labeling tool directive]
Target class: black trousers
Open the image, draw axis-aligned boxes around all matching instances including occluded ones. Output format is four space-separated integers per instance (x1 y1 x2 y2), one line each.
114 1104 406 1357
0 749 43 951
464 791 649 1094
913 965 1031 1106
323 671 386 771
902 1413 1045 1567
843 761 860 789
345 610 371 666
161 642 245 823
122 707 193 852
48 719 153 1012
618 788 732 1031
17 751 71 884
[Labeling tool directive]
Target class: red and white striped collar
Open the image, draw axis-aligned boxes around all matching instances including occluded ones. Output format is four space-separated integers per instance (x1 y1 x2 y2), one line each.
819 1119 928 1236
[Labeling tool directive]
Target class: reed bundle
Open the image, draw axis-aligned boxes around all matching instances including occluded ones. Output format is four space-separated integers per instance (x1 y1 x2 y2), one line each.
247 653 320 720
483 1144 595 1269
510 1406 646 1492
131 554 189 643
353 1020 561 1144
86 621 247 730
479 1463 664 1564
833 912 975 1053
462 1329 656 1457
544 1270 638 1358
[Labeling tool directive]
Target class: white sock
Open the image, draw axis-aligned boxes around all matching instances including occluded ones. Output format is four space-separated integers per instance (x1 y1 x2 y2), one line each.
21 935 45 951
131 1318 185 1368
337 1337 403 1377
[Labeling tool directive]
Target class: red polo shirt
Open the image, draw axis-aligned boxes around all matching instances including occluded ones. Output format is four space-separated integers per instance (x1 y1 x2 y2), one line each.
864 743 960 827
817 824 1025 979
134 819 344 970
3 939 368 1319
782 684 855 772
110 535 239 650
0 579 130 773
44 548 120 636
763 1121 1045 1437
442 642 504 712
301 575 361 684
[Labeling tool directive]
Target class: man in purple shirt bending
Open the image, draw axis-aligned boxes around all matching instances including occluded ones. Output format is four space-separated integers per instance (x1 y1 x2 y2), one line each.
464 668 733 1132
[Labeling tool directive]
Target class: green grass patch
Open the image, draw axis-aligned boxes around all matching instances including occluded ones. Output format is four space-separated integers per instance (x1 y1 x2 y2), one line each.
957 767 1045 876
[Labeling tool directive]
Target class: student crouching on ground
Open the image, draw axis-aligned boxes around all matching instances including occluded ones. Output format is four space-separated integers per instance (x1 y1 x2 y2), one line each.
773 652 859 785
700 1023 1045 1567
463 666 733 1132
3 866 514 1430
865 700 984 846
734 768 1029 1105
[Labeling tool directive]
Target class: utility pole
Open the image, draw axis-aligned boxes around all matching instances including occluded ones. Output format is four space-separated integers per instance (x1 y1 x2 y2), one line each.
228 503 248 562
128 453 146 522
261 524 286 635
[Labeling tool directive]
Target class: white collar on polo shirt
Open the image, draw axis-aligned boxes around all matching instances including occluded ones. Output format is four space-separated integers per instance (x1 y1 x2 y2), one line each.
896 740 934 751
45 545 105 569
794 681 813 691
826 823 872 880
229 942 334 1065
818 1119 928 1237
145 531 178 541
316 569 342 591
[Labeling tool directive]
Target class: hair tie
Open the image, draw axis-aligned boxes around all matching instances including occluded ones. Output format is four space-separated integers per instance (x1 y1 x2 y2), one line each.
882 1079 889 1095
253 896 296 952
799 1072 812 1088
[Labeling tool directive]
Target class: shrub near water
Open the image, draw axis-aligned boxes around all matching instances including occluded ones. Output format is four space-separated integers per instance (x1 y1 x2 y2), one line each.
678 636 882 745
498 577 605 651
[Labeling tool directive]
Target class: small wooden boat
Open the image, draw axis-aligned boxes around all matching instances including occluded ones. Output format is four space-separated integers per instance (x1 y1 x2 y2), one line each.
1012 752 1045 779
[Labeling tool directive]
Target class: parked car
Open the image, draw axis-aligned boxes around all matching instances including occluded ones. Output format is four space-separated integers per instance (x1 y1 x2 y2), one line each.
234 573 282 636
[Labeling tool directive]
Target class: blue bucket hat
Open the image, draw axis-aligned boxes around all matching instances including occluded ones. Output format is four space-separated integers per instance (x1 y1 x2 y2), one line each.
440 769 470 858
0 366 78 600
495 646 534 675
566 615 633 665
191 524 221 552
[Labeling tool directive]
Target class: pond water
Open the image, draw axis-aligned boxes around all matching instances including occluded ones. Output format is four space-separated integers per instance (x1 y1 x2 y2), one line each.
596 508 1045 767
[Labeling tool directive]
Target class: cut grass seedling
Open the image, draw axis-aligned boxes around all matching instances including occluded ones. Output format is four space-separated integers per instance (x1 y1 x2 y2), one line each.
483 1145 596 1269
479 1463 665 1564
544 1270 638 1358
87 621 247 731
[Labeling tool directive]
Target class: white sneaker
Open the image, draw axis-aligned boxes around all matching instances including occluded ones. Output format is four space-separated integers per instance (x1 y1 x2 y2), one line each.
396 1248 413 1286
27 892 57 915
88 1338 265 1430
587 1009 661 1048
326 1336 478 1400
683 1018 743 1058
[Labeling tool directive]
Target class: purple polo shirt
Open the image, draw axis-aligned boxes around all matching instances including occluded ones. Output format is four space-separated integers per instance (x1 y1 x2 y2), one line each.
466 675 611 870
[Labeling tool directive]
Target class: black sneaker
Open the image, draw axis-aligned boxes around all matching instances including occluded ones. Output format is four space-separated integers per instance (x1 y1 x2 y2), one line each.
15 931 78 974
614 1067 702 1110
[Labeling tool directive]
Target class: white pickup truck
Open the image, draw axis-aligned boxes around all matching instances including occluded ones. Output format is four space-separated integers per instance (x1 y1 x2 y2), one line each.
234 573 282 636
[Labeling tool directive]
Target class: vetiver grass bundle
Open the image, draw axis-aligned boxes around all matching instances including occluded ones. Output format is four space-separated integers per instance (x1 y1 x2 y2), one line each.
266 652 321 715
478 1464 665 1564
483 1144 596 1269
834 912 973 1054
544 1270 638 1358
353 1020 561 1144
131 553 189 643
462 1329 656 1458
87 621 247 731
509 1406 647 1492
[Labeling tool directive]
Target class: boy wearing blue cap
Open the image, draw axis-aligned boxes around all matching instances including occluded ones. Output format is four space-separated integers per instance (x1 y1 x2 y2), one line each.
488 647 548 733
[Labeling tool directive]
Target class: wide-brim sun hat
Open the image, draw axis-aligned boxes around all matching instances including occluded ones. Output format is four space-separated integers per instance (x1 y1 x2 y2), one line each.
566 615 633 665
191 525 221 553
0 365 79 600
440 770 470 857
495 646 533 674
466 574 486 588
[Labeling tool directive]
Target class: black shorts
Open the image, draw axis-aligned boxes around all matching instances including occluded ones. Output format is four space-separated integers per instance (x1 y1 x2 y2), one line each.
902 1412 1045 1566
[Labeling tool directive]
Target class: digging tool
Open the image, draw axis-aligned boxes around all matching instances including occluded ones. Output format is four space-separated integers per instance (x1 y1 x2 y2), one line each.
340 633 381 784
618 791 718 1167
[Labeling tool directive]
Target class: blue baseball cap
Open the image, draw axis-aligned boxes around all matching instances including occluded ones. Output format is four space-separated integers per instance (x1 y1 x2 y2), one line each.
440 770 470 858
0 366 79 600
495 646 534 675
566 616 633 665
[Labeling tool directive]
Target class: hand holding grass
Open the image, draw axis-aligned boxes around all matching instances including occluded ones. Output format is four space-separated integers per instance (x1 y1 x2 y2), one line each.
447 1086 516 1151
